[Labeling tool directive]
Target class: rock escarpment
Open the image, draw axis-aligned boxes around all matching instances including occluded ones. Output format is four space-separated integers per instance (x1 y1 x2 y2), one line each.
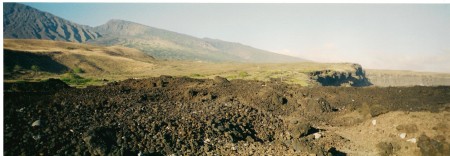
310 64 372 87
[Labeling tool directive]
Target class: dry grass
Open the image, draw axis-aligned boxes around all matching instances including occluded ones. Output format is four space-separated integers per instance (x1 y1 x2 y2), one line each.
4 39 362 87
4 39 155 75
8 39 449 87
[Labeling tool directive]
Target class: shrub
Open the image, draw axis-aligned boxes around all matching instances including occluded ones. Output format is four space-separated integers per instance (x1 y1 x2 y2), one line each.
238 71 250 78
13 65 22 72
60 72 91 85
31 65 40 72
30 65 41 77
73 67 85 74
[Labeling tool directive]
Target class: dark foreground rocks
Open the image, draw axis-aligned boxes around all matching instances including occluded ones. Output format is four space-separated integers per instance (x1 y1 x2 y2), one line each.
4 77 450 155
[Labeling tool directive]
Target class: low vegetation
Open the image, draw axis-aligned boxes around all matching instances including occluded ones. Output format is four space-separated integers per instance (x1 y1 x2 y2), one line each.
72 67 85 74
238 71 250 78
13 65 23 72
60 72 92 86
4 39 450 88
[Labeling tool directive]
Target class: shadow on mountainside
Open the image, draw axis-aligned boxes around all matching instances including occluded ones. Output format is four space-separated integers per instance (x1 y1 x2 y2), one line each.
4 49 69 74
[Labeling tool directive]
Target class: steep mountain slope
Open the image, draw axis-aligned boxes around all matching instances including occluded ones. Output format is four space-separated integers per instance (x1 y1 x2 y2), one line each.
3 3 100 42
91 19 233 62
4 3 305 63
91 19 305 62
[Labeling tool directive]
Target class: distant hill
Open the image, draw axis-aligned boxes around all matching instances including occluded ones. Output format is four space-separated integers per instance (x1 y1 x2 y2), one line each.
91 19 305 62
3 3 100 42
202 38 304 63
3 3 306 63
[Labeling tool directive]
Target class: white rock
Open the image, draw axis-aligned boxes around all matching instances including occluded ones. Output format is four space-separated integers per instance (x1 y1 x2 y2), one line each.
17 108 25 112
32 120 41 127
407 138 417 143
371 119 377 126
32 134 41 140
313 133 322 139
204 138 210 144
231 146 237 151
399 133 407 139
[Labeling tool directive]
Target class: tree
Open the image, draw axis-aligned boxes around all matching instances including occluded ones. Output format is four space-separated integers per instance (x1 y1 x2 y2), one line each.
13 65 22 72
31 65 40 76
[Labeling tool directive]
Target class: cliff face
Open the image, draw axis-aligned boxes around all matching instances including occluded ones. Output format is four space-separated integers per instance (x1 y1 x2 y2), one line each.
310 64 372 87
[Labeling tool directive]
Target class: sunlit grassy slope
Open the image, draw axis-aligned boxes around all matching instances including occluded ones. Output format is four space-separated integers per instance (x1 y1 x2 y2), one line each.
4 39 360 87
6 39 449 87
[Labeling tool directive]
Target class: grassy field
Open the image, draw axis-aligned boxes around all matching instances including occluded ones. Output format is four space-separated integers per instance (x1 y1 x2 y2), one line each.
4 39 362 87
4 39 450 87
5 60 358 87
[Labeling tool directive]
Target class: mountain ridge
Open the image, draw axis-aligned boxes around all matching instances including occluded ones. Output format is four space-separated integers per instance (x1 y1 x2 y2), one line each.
4 3 307 63
91 19 306 62
3 3 100 43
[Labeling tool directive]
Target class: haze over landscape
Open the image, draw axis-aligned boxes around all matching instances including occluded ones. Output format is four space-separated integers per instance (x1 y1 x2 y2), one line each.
4 2 450 156
23 3 450 73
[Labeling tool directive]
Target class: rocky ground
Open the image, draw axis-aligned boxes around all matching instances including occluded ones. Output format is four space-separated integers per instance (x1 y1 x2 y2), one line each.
4 76 450 156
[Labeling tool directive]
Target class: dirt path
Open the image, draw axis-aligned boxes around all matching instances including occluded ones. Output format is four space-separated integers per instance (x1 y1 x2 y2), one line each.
4 76 450 155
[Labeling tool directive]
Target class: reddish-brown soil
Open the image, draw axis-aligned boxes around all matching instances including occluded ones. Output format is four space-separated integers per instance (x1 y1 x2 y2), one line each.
4 76 450 155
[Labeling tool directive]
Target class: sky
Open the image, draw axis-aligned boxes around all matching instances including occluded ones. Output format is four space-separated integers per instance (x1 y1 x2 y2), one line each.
23 3 450 73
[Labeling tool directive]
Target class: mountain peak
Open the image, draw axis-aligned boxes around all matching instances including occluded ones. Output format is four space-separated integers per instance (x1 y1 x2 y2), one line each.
3 3 99 42
5 3 307 63
105 19 139 25
4 3 34 11
95 19 149 35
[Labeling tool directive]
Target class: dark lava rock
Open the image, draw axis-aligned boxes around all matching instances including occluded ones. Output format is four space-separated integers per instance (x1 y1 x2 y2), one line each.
290 139 330 156
4 78 70 93
417 134 450 155
377 142 400 156
290 122 316 139
306 98 333 113
3 76 450 155
213 76 230 84
83 127 121 156
272 94 288 105
369 104 388 117
396 124 418 133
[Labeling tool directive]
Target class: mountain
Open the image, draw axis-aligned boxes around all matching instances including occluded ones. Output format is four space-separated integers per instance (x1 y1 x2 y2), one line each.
3 3 99 43
202 38 304 63
3 3 306 63
91 19 306 62
91 19 234 62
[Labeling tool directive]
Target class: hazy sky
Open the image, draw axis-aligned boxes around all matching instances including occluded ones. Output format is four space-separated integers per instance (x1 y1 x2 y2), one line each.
24 3 450 73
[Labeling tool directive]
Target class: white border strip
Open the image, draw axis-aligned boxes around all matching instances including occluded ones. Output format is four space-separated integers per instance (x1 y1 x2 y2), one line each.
3 0 450 4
